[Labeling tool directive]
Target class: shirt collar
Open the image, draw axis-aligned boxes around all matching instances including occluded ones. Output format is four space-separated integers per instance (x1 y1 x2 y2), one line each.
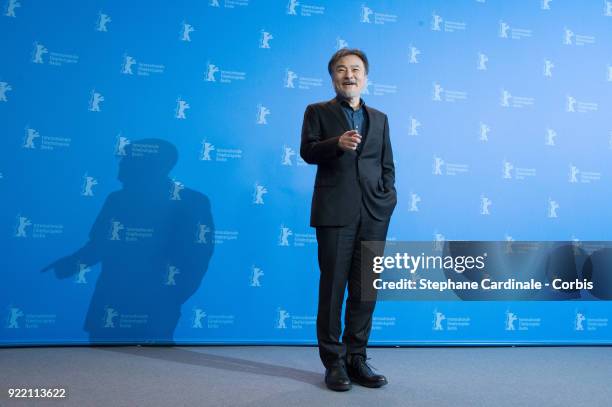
336 95 365 111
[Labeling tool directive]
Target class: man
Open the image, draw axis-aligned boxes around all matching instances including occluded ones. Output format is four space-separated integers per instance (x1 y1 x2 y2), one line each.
300 49 397 391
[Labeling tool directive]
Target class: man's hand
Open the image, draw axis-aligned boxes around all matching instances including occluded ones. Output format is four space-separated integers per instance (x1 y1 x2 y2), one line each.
337 130 362 151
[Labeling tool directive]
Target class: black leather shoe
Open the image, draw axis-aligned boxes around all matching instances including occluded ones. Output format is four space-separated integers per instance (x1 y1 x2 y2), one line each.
347 355 388 388
325 363 351 391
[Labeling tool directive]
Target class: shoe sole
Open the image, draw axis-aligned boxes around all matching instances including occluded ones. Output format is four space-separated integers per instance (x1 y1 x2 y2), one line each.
348 376 388 388
326 383 352 392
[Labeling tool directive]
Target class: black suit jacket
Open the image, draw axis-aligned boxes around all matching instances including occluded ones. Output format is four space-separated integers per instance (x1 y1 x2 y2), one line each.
300 98 397 227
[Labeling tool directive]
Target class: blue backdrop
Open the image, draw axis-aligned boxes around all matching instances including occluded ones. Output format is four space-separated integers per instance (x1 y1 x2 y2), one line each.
1 0 611 346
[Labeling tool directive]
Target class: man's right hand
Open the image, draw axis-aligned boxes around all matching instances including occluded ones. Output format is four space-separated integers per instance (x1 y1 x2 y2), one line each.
338 130 362 151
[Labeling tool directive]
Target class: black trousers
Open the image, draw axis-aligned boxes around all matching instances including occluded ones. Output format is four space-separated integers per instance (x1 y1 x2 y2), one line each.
315 203 390 368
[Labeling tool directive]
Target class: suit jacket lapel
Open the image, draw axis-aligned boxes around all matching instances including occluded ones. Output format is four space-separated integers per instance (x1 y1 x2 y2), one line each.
327 98 350 132
327 98 377 154
361 104 377 153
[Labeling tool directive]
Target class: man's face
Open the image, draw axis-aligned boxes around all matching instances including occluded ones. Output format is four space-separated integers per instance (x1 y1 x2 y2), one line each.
332 54 367 99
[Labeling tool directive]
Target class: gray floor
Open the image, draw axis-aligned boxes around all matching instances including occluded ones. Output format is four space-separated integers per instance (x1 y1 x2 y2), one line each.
1 346 611 407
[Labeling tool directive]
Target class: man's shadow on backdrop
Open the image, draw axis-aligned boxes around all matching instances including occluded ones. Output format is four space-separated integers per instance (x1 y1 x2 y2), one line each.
42 138 214 344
